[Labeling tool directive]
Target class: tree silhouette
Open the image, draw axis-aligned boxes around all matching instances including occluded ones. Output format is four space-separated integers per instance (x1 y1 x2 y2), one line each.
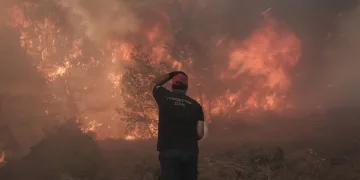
117 47 167 139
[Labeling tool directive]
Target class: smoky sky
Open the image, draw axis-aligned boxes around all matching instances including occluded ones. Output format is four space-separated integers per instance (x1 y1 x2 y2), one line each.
215 0 358 80
0 0 358 103
169 0 359 108
0 0 358 111
0 0 359 148
273 0 360 107
270 0 357 80
1 0 357 94
251 0 359 108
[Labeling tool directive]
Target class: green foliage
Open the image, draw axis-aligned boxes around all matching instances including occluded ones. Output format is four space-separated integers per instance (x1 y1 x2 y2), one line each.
117 47 166 139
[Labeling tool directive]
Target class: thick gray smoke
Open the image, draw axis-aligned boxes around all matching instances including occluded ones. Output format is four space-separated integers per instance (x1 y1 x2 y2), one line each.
0 32 48 152
319 4 360 108
58 0 140 42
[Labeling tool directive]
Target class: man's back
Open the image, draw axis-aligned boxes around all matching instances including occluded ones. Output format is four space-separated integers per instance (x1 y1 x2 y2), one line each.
152 86 204 151
151 71 204 180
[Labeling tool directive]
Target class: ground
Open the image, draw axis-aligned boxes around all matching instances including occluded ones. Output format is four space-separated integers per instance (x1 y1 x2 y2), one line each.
1 108 360 180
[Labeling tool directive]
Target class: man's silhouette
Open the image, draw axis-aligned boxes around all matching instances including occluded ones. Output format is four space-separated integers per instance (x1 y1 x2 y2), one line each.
152 71 205 180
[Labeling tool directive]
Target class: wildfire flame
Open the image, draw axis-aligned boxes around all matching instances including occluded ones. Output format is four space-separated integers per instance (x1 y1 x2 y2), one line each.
6 1 301 140
225 14 300 112
0 151 5 163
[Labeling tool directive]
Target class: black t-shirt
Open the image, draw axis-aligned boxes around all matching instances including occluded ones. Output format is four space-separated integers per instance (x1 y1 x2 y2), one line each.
152 85 204 151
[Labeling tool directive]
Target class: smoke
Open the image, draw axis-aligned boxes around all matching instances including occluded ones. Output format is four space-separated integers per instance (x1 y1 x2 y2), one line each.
0 27 49 151
0 0 359 153
318 2 360 108
58 0 140 41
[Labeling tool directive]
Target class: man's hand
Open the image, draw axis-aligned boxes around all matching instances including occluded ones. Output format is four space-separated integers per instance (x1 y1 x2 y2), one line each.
151 74 171 88
151 71 186 88
197 121 205 140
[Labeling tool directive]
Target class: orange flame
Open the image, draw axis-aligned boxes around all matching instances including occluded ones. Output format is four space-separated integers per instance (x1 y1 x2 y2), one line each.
124 135 136 141
6 2 301 140
212 14 301 114
0 151 5 163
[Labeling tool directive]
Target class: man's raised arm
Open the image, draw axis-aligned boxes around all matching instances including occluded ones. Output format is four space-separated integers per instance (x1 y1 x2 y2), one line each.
151 74 171 88
151 71 185 88
151 71 185 99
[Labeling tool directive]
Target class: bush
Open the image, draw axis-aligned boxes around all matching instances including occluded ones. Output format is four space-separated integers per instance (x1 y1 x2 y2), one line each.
0 120 102 180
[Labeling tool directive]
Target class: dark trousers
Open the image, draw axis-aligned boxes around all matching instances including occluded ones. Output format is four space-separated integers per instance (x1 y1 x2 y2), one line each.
159 149 198 180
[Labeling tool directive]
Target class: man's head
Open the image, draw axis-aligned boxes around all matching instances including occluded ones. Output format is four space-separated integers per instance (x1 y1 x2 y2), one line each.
171 72 188 92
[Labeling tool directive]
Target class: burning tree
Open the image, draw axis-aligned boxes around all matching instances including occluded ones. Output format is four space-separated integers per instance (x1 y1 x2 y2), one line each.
6 0 302 140
117 47 167 139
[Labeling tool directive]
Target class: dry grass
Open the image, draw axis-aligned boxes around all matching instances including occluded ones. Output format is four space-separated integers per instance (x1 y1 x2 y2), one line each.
1 109 360 180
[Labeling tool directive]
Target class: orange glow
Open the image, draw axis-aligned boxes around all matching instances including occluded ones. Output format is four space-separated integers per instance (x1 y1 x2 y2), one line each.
0 151 5 163
124 135 136 141
213 14 301 114
6 2 301 140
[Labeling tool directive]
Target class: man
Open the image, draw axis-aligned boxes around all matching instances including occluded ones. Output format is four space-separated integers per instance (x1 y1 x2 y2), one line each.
151 71 205 180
